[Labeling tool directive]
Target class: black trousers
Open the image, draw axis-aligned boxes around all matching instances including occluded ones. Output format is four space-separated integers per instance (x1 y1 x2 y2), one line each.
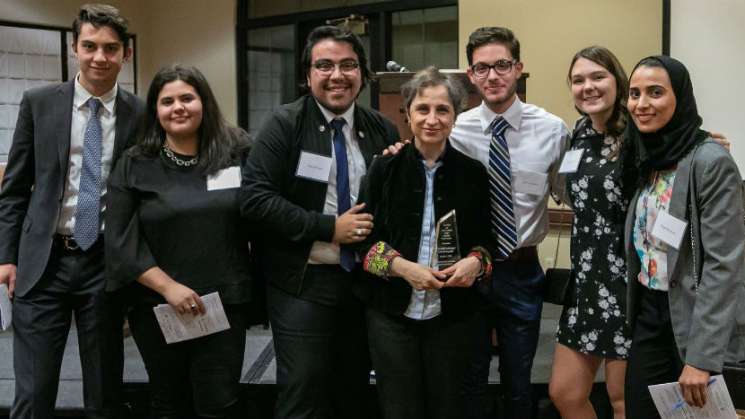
128 303 247 419
267 279 371 419
11 239 124 419
366 308 479 419
625 286 684 419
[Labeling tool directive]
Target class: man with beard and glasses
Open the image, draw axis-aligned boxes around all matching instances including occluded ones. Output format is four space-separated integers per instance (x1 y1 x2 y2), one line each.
240 25 398 419
451 27 570 419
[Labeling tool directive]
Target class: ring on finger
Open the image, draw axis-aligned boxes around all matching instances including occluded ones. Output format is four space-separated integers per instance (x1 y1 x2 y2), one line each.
356 228 363 236
190 303 197 310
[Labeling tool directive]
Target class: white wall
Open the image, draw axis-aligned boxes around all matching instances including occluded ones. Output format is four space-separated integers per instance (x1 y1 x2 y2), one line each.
671 0 745 170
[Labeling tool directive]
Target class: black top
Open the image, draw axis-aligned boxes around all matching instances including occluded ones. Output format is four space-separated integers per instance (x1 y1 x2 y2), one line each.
354 141 493 317
105 149 252 305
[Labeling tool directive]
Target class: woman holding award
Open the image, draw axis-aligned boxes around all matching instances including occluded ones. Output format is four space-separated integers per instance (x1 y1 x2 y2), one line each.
356 67 493 419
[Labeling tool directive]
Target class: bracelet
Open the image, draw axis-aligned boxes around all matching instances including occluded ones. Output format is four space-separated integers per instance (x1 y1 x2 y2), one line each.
468 247 493 279
363 241 401 278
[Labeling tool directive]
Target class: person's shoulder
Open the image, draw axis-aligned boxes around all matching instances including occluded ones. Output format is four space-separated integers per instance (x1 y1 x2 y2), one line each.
117 86 144 105
452 106 484 138
122 145 157 163
522 102 563 123
694 139 737 168
456 105 482 124
23 81 69 102
268 96 308 123
255 96 308 136
450 142 486 174
356 104 397 130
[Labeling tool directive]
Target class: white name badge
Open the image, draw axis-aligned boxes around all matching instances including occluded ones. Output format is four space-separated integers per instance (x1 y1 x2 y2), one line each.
651 210 688 250
207 166 241 191
296 151 332 183
558 149 584 174
513 170 547 196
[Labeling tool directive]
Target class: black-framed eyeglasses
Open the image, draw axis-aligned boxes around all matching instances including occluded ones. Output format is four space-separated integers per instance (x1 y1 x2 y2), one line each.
471 59 517 78
311 60 360 74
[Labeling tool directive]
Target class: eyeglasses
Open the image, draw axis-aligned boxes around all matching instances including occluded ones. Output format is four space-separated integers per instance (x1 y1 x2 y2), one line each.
311 60 360 75
470 59 517 78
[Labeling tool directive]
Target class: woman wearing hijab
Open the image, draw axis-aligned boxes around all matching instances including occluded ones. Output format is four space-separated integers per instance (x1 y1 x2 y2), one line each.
624 55 745 418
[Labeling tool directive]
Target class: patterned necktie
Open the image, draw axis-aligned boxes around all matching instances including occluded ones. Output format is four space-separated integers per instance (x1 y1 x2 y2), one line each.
74 98 103 250
488 117 518 259
330 118 355 272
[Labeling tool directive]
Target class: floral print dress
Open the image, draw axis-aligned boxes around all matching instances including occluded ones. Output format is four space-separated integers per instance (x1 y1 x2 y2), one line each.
557 118 632 359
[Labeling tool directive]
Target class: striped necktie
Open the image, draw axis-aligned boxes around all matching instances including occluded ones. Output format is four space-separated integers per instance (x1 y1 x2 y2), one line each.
73 98 103 251
488 117 518 259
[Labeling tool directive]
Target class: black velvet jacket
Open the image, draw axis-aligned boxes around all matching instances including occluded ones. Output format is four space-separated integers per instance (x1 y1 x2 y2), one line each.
354 141 494 317
240 95 399 296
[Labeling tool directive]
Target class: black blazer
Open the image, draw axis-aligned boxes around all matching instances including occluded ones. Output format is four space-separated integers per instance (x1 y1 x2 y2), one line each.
240 95 399 295
0 80 144 297
354 141 493 318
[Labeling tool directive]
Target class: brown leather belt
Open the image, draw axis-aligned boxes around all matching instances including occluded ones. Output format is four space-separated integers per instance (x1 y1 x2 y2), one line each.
497 246 538 262
54 234 102 252
55 234 81 251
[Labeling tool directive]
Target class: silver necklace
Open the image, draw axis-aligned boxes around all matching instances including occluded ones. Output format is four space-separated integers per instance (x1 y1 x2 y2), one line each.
162 145 198 167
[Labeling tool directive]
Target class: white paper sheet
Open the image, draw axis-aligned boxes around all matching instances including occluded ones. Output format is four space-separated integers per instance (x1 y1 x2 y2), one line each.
648 375 737 419
0 283 12 331
152 292 230 344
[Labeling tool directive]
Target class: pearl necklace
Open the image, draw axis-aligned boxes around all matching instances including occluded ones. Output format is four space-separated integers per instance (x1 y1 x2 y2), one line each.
162 145 198 167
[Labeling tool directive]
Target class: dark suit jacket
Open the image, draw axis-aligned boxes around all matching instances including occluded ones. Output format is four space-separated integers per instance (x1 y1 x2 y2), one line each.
240 95 399 296
354 141 493 318
0 80 144 297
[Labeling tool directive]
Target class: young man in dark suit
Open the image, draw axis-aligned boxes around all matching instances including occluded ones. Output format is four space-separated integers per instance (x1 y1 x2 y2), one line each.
241 25 399 419
0 4 144 418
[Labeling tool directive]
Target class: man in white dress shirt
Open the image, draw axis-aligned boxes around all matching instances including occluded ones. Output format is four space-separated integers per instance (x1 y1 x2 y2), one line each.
450 27 570 419
0 5 143 418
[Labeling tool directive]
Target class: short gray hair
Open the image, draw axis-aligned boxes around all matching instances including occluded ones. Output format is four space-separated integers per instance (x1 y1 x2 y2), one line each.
401 66 467 116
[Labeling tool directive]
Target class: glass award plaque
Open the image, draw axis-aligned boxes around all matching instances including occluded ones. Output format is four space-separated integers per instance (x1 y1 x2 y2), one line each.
432 209 460 270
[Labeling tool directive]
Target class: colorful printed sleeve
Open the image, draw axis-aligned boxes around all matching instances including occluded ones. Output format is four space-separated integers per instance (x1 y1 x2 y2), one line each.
468 246 493 279
363 241 401 278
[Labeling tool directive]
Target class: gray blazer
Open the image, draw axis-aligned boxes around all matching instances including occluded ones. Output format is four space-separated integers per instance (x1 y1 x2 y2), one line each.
625 139 745 372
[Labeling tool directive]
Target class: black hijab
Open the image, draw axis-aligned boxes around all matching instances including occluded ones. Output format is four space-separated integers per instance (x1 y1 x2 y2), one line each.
626 55 708 176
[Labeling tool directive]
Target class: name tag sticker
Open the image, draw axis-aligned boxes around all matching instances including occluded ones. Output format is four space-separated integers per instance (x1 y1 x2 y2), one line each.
296 151 332 183
651 210 688 250
513 170 547 196
558 149 584 173
207 166 241 191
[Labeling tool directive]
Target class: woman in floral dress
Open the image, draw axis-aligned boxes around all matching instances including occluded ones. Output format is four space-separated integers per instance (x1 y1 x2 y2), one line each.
548 46 635 419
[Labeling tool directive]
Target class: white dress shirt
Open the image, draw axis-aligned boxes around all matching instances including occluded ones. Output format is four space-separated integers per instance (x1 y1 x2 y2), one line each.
308 102 367 265
450 98 570 248
57 74 118 235
404 160 444 320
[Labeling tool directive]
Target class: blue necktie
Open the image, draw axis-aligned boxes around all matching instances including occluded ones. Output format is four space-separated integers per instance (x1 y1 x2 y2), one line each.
74 98 103 250
488 117 518 259
330 118 355 272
